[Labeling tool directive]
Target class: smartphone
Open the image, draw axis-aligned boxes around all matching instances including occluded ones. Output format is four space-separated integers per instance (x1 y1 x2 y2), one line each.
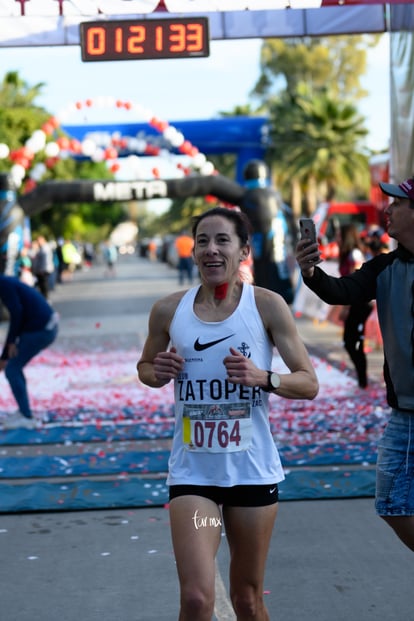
299 217 322 264
299 218 317 245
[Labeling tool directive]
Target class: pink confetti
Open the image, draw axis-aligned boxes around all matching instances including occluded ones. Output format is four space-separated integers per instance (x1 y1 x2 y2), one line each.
0 348 389 458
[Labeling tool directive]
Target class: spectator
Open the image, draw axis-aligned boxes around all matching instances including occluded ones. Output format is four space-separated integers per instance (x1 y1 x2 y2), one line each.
174 230 194 285
103 240 118 277
31 236 54 299
0 275 59 428
61 239 81 280
295 176 414 552
337 224 373 388
15 246 35 287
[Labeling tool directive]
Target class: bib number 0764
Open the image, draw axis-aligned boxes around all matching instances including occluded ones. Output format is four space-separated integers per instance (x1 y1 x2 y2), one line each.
194 419 241 449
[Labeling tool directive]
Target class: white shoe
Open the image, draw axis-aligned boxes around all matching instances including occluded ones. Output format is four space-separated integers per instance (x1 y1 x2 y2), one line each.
3 412 37 429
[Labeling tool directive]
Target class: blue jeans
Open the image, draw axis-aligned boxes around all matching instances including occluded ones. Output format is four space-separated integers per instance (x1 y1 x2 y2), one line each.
4 325 58 419
376 409 414 516
178 257 193 285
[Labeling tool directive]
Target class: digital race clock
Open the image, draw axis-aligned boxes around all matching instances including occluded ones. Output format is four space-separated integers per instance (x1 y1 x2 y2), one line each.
79 17 210 62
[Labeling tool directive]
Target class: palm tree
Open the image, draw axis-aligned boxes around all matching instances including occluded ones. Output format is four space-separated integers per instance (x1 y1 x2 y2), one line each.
268 85 370 216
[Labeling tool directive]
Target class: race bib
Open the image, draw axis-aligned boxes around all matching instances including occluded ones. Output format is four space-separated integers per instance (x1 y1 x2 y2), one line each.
182 402 252 453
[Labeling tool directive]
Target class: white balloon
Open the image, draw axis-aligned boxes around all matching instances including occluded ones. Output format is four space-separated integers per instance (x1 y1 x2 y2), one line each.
10 164 26 184
94 96 107 108
0 143 10 159
30 163 47 181
44 142 60 157
103 96 116 108
81 138 97 157
201 161 215 175
193 152 207 168
30 130 46 152
91 148 105 163
170 132 185 148
163 126 178 142
135 139 147 153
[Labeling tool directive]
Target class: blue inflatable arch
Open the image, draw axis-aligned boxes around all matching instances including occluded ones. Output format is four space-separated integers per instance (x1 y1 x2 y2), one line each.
62 116 269 185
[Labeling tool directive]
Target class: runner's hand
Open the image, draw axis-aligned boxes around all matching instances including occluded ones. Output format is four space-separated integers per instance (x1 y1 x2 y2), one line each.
223 347 264 387
153 346 184 383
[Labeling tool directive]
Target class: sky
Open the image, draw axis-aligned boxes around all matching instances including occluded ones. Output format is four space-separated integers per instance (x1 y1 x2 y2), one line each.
0 33 390 153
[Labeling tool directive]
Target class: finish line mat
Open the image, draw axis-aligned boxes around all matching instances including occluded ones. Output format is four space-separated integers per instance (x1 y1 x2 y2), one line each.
0 348 390 512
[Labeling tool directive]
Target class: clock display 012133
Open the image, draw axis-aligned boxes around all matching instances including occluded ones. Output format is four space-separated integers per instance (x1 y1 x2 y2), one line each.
80 17 210 62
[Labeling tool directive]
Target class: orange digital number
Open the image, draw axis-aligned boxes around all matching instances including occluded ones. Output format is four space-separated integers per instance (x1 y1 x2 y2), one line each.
127 25 146 54
187 23 203 52
169 24 186 52
155 26 163 51
87 26 106 56
114 27 123 53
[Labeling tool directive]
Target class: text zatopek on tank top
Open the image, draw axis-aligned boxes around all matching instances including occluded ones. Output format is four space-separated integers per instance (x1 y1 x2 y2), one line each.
167 283 285 487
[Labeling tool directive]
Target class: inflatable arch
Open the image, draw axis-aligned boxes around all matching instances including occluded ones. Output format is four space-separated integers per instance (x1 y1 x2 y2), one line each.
0 165 294 302
0 100 292 301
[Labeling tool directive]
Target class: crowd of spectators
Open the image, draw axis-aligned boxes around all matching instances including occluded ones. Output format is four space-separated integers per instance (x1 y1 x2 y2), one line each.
12 237 84 299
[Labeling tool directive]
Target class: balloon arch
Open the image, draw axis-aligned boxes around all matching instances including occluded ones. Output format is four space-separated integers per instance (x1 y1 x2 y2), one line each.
0 96 217 193
0 98 294 302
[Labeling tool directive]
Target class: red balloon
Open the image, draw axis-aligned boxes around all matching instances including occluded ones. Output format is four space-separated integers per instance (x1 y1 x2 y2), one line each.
16 157 30 169
23 178 37 193
45 157 58 168
21 146 34 160
57 136 71 150
9 149 21 161
157 120 168 132
104 147 118 160
69 139 82 154
179 140 192 155
145 144 160 156
41 122 54 136
48 116 60 129
152 167 160 178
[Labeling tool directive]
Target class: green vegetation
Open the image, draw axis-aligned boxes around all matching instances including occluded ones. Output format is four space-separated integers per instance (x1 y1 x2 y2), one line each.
248 34 381 215
0 71 126 243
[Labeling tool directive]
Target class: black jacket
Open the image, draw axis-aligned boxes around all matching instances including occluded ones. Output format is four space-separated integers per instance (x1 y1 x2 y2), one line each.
303 245 414 411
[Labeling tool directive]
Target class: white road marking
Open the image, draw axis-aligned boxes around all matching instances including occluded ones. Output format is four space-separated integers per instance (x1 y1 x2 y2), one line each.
214 560 236 621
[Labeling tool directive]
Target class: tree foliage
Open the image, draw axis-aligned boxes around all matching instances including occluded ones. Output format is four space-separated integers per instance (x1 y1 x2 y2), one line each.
251 35 379 104
249 35 381 213
0 71 49 166
0 70 126 242
268 85 370 213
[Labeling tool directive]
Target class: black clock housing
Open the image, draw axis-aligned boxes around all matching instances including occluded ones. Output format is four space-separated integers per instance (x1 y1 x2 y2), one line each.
80 17 210 62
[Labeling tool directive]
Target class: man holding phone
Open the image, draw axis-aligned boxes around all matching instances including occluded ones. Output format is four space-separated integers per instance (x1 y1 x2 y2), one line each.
295 177 414 552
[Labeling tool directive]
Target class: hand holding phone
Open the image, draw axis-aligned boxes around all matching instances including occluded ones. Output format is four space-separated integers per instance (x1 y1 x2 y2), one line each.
299 218 322 265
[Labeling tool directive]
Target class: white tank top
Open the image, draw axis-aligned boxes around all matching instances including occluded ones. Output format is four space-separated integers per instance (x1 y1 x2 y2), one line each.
167 283 285 487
